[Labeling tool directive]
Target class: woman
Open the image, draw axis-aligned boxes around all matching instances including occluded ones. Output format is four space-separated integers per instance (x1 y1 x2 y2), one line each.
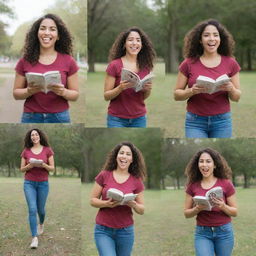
13 13 79 123
104 27 156 128
174 19 241 138
90 142 146 256
184 148 237 256
20 128 54 248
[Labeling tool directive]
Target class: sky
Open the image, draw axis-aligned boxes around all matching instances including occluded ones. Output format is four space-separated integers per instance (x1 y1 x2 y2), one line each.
3 0 56 35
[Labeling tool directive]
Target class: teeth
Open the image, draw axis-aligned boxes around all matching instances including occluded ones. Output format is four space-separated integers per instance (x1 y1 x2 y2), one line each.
42 38 51 42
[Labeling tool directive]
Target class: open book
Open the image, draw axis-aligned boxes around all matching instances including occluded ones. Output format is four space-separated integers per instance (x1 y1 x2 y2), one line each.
29 158 43 165
25 71 61 93
121 68 154 92
196 74 230 94
107 188 137 205
193 186 223 211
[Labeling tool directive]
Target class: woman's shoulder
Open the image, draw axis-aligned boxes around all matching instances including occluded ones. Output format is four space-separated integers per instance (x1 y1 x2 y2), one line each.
57 52 75 61
221 55 239 65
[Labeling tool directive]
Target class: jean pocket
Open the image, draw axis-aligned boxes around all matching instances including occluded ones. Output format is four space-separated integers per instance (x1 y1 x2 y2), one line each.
122 225 134 233
21 112 33 122
186 112 197 121
219 223 233 232
54 110 70 123
216 112 231 120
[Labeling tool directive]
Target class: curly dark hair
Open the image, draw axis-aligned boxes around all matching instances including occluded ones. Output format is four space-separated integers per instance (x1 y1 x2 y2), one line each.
24 128 50 148
102 141 146 180
185 148 232 185
108 27 156 71
183 19 235 59
23 13 73 64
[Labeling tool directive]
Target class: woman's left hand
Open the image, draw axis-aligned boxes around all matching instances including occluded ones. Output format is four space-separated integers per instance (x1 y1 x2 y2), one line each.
218 81 234 92
126 200 137 208
211 197 226 210
48 83 67 97
142 82 152 92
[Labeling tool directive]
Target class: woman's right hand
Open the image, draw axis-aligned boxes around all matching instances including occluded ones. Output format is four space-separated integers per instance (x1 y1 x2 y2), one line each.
195 204 208 213
104 198 120 208
118 80 133 91
27 82 42 95
191 84 208 95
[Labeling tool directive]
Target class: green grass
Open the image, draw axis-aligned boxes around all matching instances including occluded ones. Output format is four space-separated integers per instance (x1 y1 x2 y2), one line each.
0 177 81 256
83 184 256 256
86 64 256 137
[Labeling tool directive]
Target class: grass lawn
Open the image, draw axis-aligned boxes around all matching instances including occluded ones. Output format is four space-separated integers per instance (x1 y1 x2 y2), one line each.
0 177 81 256
82 184 256 256
86 64 256 137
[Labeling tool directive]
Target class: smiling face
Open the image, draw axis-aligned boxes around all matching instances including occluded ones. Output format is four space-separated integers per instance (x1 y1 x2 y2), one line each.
116 145 133 171
201 25 220 54
30 130 40 145
125 31 142 56
38 18 59 49
198 152 215 179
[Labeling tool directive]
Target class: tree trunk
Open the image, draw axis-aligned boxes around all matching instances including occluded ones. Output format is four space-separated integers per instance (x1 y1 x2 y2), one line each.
246 47 252 71
243 173 250 188
88 49 95 73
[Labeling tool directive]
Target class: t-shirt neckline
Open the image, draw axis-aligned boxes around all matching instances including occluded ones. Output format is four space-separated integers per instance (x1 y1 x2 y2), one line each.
30 146 44 155
38 52 59 66
199 55 222 69
112 171 131 185
200 178 218 190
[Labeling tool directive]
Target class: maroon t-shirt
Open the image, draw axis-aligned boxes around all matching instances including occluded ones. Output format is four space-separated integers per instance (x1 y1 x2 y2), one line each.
186 179 235 226
106 58 149 119
21 146 54 182
15 53 79 113
95 170 144 228
179 56 240 116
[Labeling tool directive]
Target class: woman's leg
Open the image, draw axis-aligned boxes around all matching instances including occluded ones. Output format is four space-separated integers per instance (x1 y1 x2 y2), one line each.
115 225 134 256
37 181 49 225
194 226 215 256
46 110 71 123
94 224 117 256
185 112 209 138
209 112 232 138
214 223 234 256
23 180 38 237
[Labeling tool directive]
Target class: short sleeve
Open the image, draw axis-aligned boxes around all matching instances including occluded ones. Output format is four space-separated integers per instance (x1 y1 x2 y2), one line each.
225 180 235 197
67 56 79 77
185 183 194 197
15 58 25 76
179 59 190 77
21 148 27 158
134 178 145 194
47 147 54 157
106 61 118 77
95 171 105 187
229 58 241 77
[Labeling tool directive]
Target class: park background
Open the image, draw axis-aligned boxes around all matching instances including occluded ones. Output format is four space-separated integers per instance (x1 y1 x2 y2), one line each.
87 0 256 137
82 129 256 256
0 0 87 123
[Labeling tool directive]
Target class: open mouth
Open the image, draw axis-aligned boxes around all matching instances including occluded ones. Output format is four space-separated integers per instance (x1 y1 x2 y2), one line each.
41 37 52 43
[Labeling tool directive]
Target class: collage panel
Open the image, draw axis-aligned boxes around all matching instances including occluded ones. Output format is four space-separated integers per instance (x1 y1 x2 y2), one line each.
82 128 164 256
0 124 83 255
0 0 87 124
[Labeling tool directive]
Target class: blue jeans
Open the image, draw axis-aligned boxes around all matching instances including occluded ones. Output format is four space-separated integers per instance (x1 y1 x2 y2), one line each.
94 224 134 256
107 114 146 128
23 180 49 237
194 223 234 256
21 110 70 123
185 112 232 138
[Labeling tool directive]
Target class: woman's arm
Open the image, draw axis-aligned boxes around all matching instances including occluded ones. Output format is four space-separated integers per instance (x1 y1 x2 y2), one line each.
211 194 237 217
142 82 152 100
104 74 133 101
90 182 120 208
50 72 79 101
126 191 145 215
218 73 241 102
42 155 55 173
174 72 206 101
184 193 208 218
13 73 42 100
20 157 34 172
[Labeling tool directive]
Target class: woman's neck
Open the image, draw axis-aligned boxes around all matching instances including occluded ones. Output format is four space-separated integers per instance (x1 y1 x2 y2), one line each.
201 51 220 59
32 143 42 149
115 168 129 175
201 176 217 188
